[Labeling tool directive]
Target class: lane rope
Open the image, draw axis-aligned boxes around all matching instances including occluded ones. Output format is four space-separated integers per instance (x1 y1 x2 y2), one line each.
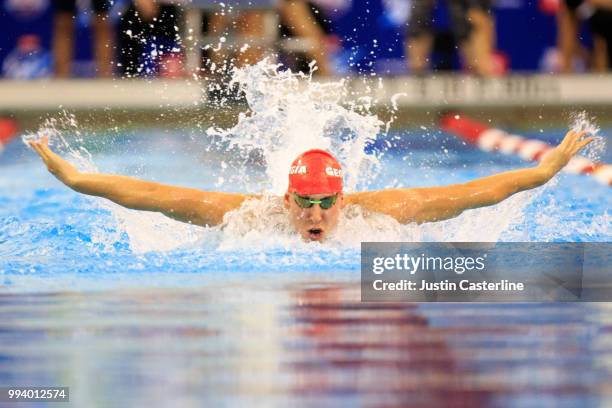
440 114 612 187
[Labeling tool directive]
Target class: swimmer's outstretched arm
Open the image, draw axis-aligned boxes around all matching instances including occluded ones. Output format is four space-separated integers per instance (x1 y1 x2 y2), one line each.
347 130 593 224
29 137 251 226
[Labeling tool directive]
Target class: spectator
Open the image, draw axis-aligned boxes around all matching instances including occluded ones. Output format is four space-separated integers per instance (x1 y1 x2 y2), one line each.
406 0 495 76
53 0 113 77
3 35 53 79
558 0 612 72
278 0 332 75
117 0 183 77
203 0 332 76
465 1 495 75
205 9 269 72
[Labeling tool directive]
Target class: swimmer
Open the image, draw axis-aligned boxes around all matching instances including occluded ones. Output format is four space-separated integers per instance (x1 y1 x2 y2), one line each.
29 130 592 241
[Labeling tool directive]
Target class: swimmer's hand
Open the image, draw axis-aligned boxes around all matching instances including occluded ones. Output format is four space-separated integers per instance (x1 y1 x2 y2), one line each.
538 130 593 177
29 136 80 186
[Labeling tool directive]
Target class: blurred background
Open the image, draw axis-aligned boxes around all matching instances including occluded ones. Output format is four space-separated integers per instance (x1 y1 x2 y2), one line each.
1 4 610 406
1 0 611 78
0 0 611 132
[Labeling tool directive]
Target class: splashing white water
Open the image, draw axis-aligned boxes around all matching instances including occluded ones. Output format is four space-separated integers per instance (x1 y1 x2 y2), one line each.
21 67 608 253
211 104 607 247
569 111 605 163
217 195 416 252
207 59 383 194
22 112 96 173
22 112 206 253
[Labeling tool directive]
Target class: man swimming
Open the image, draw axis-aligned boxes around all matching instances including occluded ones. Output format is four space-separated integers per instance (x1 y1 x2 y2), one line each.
29 129 592 241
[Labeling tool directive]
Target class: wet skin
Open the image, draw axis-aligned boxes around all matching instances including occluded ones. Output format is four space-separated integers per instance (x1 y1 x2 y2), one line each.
284 193 345 242
29 130 594 241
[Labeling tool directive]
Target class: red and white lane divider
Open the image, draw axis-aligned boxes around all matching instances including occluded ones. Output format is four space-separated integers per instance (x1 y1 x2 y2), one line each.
0 118 18 154
440 113 612 187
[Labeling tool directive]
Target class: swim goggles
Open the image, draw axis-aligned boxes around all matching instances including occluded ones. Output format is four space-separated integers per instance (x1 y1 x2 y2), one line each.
293 193 338 210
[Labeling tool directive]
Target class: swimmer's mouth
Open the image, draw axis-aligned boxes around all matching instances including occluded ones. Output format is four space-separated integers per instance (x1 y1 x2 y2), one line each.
308 228 323 240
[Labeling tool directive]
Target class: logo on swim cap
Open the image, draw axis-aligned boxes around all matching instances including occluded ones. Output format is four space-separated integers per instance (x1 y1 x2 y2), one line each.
288 149 343 195
325 167 343 177
289 165 307 175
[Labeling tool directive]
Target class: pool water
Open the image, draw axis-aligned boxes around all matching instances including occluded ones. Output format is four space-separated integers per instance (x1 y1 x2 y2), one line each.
1 287 610 407
0 122 610 406
1 60 611 405
2 124 610 280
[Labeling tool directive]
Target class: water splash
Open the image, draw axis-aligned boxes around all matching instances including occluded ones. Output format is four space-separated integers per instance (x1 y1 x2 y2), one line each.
19 67 608 255
421 188 545 242
22 113 206 253
207 59 383 194
569 111 605 163
22 111 96 173
217 196 415 252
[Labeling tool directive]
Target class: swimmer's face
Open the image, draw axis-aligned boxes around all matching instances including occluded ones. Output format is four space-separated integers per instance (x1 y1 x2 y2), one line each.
284 192 345 242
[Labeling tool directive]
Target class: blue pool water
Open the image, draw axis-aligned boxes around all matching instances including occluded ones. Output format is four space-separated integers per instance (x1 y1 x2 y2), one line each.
0 123 611 406
2 127 610 281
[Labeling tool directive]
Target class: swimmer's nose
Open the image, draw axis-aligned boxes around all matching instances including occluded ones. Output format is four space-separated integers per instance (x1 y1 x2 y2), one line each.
308 204 323 223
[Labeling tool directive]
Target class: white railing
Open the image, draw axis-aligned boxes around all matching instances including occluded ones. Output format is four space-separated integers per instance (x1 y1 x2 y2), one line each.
2 75 612 110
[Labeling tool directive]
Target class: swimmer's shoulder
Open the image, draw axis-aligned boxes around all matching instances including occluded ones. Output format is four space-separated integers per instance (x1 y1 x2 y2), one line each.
345 189 423 223
345 188 421 205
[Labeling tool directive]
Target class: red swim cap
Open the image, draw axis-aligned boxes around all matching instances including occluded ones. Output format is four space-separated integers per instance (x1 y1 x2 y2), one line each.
288 149 343 195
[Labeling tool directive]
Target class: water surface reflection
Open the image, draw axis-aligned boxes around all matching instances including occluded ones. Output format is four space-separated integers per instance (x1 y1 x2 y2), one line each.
0 283 609 407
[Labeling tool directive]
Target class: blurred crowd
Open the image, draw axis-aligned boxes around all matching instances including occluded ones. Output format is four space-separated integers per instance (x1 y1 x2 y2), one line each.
556 0 612 72
5 0 339 79
2 0 612 79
